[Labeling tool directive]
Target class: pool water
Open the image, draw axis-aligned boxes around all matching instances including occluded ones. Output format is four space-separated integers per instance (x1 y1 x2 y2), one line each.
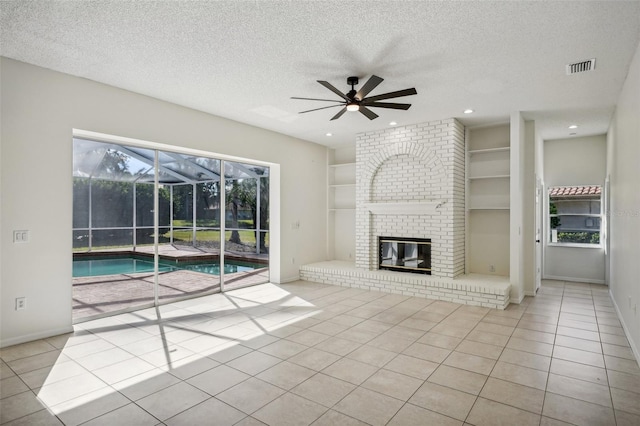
73 256 264 277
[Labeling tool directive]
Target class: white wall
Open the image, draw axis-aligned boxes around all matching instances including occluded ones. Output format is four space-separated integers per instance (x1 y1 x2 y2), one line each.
468 210 510 275
545 135 607 185
522 120 536 295
543 135 607 283
607 40 640 361
535 130 545 292
510 112 525 303
0 58 328 346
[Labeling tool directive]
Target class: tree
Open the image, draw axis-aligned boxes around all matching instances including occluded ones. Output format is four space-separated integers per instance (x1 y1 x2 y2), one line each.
225 175 269 252
256 176 269 253
226 179 252 244
198 181 221 227
549 202 561 228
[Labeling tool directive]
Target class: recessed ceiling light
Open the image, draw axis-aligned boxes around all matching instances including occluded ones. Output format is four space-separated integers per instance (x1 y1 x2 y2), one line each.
389 121 397 126
325 133 332 137
569 125 578 129
463 109 474 114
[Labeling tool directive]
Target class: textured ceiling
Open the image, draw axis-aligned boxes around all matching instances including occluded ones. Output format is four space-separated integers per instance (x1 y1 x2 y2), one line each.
1 1 639 147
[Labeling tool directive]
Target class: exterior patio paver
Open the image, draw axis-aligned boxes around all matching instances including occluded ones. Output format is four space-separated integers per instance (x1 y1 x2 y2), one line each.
73 268 269 321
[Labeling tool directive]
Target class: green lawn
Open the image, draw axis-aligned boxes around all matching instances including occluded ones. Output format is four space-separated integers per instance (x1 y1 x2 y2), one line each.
171 219 256 228
167 229 268 245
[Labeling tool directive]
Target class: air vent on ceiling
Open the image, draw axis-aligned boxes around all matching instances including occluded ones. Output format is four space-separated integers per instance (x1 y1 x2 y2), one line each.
566 58 596 75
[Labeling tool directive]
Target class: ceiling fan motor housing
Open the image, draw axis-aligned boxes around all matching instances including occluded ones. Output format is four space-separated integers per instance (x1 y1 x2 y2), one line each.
347 76 360 99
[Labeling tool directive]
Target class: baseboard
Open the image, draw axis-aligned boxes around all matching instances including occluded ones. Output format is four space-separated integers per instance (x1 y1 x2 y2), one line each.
524 290 537 297
510 295 525 304
609 288 640 367
0 325 74 349
275 274 301 284
544 275 606 285
509 287 526 304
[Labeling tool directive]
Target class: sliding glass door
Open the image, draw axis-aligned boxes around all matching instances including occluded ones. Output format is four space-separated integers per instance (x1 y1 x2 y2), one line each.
72 138 269 322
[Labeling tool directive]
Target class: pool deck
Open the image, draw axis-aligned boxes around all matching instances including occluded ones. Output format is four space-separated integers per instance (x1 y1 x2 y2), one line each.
72 245 270 321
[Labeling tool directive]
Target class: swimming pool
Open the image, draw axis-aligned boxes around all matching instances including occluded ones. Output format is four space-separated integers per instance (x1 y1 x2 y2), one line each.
72 256 265 277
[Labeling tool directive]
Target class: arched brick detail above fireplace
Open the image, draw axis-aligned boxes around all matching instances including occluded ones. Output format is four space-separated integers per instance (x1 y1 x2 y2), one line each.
367 146 447 204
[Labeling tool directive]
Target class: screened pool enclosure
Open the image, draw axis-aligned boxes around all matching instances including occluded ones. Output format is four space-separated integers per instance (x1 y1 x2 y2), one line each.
72 138 270 320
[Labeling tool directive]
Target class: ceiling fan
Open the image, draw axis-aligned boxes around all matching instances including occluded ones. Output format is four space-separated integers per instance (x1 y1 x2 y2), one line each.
292 75 417 121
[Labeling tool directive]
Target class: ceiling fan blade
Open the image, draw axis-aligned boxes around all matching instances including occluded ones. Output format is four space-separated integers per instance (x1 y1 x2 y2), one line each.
362 88 417 103
330 107 348 120
318 80 350 101
361 101 412 110
299 104 343 114
359 106 379 120
355 75 384 100
291 97 344 103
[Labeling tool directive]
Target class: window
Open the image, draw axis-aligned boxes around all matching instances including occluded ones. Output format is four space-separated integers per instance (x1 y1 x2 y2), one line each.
549 185 602 245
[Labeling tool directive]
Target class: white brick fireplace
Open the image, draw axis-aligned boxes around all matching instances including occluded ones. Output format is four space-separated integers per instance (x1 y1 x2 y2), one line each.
355 118 465 278
300 118 511 309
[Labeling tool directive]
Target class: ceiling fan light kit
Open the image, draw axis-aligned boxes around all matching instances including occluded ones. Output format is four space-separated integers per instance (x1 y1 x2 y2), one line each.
292 75 417 121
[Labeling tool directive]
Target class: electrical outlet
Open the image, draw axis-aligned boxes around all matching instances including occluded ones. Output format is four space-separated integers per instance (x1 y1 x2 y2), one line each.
291 257 295 264
489 265 495 273
15 297 26 311
13 230 29 243
629 296 633 309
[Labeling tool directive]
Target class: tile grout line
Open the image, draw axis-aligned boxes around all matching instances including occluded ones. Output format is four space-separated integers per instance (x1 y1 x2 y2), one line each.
2 281 638 425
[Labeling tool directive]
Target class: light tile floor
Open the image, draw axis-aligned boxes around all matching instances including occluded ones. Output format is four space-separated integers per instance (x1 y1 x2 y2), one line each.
1 280 639 425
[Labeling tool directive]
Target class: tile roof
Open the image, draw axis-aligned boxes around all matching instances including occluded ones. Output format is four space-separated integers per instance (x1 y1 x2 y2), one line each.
549 185 601 198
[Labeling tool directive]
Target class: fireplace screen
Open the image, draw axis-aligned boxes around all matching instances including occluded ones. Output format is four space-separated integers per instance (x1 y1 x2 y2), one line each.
379 237 431 274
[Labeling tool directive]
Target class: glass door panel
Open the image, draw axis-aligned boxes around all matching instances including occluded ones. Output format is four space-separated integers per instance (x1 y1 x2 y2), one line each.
72 140 154 321
223 161 269 291
157 154 221 305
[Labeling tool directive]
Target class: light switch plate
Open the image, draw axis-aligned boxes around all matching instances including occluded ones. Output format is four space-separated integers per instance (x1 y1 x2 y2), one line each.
16 297 26 310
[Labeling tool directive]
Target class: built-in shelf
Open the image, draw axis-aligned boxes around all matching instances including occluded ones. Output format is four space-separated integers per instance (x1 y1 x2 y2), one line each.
329 208 356 211
468 175 510 180
468 206 510 210
329 183 356 188
329 162 356 168
469 147 510 154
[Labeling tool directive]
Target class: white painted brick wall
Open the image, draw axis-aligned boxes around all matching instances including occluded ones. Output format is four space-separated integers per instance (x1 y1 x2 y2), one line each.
355 118 465 278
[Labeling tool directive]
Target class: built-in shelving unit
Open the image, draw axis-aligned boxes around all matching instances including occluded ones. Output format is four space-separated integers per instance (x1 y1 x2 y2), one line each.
468 144 510 210
328 162 356 210
466 124 511 276
327 147 356 261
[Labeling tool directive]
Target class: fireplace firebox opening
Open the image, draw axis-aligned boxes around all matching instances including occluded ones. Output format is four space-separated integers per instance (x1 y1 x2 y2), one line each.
378 236 431 275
